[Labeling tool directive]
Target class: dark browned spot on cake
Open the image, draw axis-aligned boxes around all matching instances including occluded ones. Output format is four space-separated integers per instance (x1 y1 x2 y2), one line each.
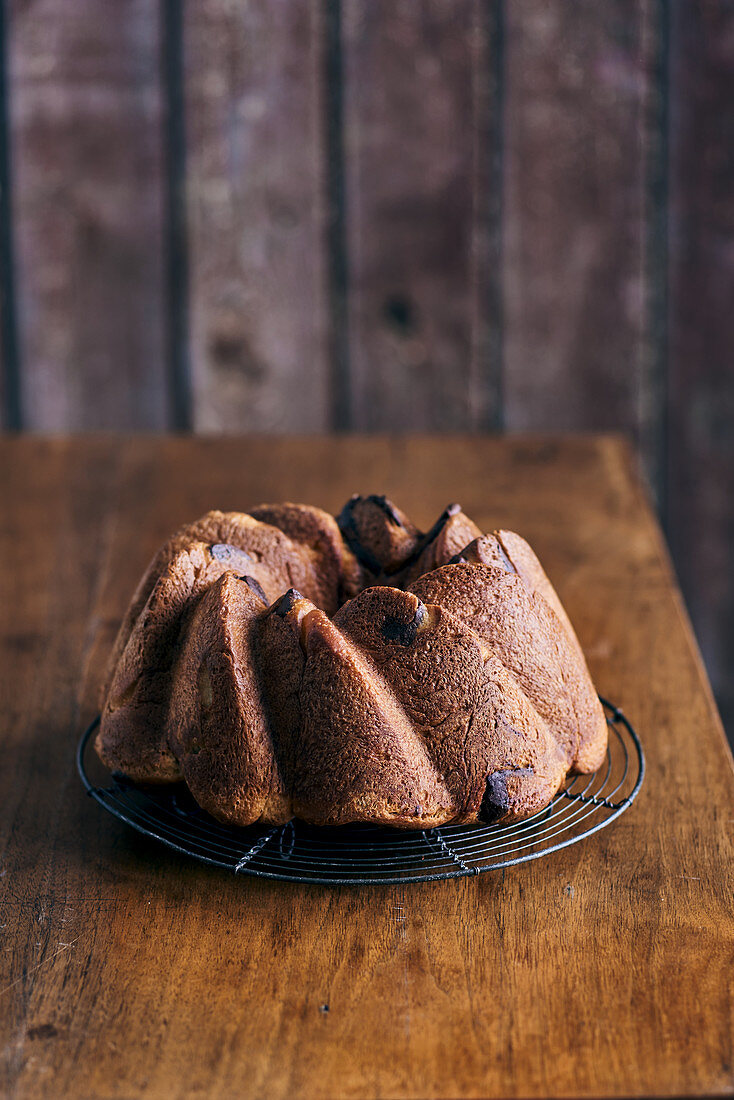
422 502 461 541
480 768 534 823
272 588 304 617
387 503 462 574
242 575 268 604
365 493 404 527
336 497 384 574
448 552 468 565
210 543 252 567
381 601 427 646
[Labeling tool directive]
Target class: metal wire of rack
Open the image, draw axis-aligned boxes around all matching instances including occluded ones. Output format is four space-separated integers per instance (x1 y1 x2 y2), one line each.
77 698 644 886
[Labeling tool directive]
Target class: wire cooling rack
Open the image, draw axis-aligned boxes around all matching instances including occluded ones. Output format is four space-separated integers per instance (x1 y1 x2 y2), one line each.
78 698 644 886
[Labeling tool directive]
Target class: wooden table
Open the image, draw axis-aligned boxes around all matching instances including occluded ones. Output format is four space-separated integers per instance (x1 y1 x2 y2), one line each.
1 435 732 1100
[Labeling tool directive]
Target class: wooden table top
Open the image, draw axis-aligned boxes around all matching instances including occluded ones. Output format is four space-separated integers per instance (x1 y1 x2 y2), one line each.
1 434 732 1100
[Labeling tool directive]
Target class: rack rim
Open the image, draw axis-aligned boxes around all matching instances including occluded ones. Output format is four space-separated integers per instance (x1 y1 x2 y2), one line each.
77 696 645 886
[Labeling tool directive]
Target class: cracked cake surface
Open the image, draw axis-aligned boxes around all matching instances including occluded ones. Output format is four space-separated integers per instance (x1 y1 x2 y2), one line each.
96 496 608 829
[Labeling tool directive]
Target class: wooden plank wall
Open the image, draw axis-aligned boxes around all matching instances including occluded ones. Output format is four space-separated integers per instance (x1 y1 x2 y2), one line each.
6 0 169 429
0 0 732 732
667 1 734 736
184 0 331 431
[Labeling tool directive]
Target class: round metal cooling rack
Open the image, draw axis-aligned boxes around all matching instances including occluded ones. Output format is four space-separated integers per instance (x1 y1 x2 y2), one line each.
78 698 644 886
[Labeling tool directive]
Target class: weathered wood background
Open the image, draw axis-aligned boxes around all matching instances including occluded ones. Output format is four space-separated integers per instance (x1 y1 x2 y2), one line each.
0 1 732 734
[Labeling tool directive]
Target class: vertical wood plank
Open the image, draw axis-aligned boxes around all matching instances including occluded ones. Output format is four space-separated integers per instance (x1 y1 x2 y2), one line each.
503 3 652 442
7 0 169 430
341 0 502 431
668 0 734 736
637 0 669 512
323 0 350 430
0 0 21 429
162 0 193 431
183 0 330 432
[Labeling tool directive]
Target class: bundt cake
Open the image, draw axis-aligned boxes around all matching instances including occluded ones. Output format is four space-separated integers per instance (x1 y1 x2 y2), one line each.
96 495 608 829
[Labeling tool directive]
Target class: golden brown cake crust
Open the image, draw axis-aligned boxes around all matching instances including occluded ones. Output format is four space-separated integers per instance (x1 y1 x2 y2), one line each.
455 532 581 652
100 509 337 703
249 501 361 610
384 505 484 589
334 586 568 823
97 496 608 827
337 494 421 577
96 540 257 782
296 605 454 827
168 573 290 826
409 562 607 774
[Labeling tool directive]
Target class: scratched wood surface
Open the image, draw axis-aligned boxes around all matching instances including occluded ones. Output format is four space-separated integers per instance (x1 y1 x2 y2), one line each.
0 435 732 1100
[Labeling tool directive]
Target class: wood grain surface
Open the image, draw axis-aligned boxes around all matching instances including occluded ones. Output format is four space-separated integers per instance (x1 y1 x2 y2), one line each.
503 0 651 436
341 0 502 431
6 0 169 430
668 0 734 740
183 0 330 432
0 435 732 1100
0 0 20 431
